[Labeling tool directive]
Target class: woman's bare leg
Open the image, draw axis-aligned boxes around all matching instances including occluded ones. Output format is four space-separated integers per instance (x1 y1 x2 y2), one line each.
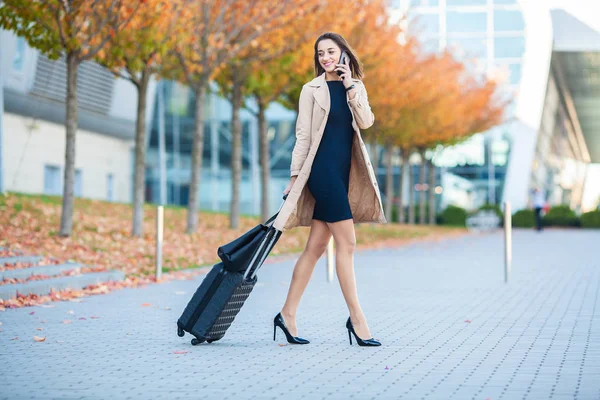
280 219 331 336
327 219 372 339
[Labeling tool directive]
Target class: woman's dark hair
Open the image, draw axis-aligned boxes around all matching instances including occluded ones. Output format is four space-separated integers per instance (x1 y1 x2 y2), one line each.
313 32 364 79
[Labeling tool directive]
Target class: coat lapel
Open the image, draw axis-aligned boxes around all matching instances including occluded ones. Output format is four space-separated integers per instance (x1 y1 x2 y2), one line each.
309 73 330 114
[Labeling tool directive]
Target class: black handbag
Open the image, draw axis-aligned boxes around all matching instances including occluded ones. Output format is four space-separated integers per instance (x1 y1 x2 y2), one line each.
217 195 287 273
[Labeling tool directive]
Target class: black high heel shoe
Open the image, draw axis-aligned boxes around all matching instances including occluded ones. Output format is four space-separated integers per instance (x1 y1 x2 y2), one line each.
273 313 310 344
346 317 381 346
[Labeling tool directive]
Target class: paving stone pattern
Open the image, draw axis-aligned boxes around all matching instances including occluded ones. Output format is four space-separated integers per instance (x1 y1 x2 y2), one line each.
1 229 599 400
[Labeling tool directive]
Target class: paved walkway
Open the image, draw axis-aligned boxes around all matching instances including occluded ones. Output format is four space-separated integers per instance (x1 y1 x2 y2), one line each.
1 229 599 400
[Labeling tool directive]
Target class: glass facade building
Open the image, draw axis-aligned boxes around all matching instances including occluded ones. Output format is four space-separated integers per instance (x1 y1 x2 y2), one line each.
145 80 297 216
391 0 526 208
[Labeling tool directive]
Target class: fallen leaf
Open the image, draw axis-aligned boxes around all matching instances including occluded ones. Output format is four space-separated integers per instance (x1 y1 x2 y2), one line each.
90 316 100 319
29 311 35 315
173 350 188 354
78 317 87 320
141 303 152 307
36 327 44 331
464 320 472 323
62 320 72 324
33 336 46 342
11 336 18 340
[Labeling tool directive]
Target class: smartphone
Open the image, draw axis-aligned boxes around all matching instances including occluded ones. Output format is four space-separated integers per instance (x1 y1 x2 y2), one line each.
336 51 350 76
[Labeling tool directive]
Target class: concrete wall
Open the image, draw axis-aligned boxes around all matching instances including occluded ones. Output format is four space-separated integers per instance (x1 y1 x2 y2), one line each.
2 113 133 202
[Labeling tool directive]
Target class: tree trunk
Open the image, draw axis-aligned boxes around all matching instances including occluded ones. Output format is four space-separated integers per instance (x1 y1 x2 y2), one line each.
59 53 79 237
384 145 394 221
419 149 427 225
230 68 244 229
132 68 150 237
428 155 436 225
186 83 207 234
397 150 405 224
408 152 415 225
257 98 270 222
370 138 379 173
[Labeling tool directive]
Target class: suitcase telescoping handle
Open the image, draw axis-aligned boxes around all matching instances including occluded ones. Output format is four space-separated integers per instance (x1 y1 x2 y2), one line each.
243 194 287 280
262 193 288 228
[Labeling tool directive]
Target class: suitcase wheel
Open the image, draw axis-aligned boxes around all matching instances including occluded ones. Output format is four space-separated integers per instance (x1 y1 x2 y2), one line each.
191 338 205 346
177 326 185 337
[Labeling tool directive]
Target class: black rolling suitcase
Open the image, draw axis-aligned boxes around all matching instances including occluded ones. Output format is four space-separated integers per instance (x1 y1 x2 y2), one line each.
176 199 285 345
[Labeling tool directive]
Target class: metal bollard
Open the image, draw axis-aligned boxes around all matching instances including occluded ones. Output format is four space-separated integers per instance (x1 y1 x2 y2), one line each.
326 237 335 282
503 201 512 283
156 206 164 280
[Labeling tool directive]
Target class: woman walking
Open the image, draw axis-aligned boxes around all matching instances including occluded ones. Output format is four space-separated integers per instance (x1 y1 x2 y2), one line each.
271 32 386 347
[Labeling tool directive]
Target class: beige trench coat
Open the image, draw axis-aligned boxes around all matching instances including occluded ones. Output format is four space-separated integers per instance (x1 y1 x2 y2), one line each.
272 72 387 231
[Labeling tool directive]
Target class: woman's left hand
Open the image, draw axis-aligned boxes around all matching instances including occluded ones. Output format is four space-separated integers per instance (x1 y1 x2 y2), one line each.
335 63 353 88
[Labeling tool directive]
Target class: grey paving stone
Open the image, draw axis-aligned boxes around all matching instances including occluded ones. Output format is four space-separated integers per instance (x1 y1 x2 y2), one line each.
1 229 599 399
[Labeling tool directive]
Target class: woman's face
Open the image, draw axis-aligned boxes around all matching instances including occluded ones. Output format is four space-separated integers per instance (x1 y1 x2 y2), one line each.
317 39 341 74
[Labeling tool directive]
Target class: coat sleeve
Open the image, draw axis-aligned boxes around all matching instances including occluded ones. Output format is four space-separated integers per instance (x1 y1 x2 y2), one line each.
347 81 375 129
290 85 313 177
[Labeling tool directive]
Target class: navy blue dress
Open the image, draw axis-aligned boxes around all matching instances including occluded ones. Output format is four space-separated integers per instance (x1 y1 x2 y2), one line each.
307 80 354 222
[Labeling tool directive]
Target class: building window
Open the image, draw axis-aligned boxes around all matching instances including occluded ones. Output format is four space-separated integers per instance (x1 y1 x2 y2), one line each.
494 36 525 58
447 0 486 6
12 37 26 72
44 165 61 195
410 0 440 6
447 12 487 34
107 173 114 201
495 62 522 85
506 63 522 85
494 10 525 32
421 38 441 54
74 169 83 197
447 37 488 59
408 13 440 36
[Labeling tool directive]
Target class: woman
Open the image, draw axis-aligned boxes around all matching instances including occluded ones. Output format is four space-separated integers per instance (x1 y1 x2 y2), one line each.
271 32 387 347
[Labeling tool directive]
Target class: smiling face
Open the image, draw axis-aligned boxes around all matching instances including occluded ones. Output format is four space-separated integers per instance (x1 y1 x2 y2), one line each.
317 39 342 74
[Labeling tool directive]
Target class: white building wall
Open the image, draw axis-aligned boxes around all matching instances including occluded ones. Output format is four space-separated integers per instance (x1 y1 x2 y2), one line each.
501 0 554 211
2 113 133 202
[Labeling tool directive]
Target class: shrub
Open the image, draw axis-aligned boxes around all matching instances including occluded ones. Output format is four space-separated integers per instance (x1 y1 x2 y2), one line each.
542 205 579 227
512 209 535 228
580 210 600 229
438 205 468 226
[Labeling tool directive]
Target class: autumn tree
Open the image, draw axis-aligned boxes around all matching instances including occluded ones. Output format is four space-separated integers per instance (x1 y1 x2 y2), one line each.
96 0 185 237
409 58 506 225
0 0 140 236
172 0 313 233
212 0 323 228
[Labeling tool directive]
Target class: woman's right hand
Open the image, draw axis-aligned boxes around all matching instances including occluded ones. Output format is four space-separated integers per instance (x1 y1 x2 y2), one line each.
283 176 298 196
